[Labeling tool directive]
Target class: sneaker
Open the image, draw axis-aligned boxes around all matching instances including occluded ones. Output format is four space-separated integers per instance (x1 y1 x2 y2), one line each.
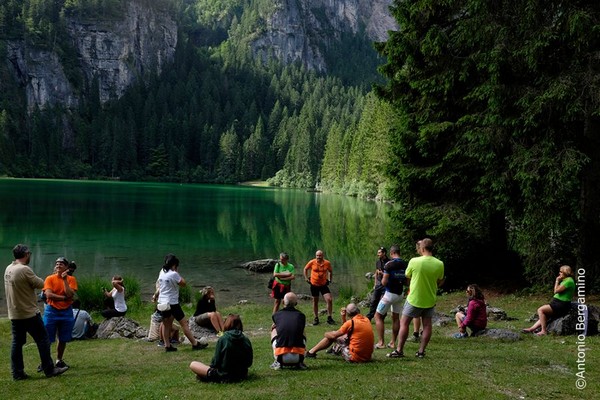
415 351 426 358
270 361 281 370
55 360 69 369
327 316 335 325
452 332 468 339
312 317 319 326
409 333 421 343
13 372 30 381
296 362 308 370
305 351 317 358
46 366 68 378
165 346 178 352
37 364 44 373
170 338 179 344
157 340 165 347
192 342 208 350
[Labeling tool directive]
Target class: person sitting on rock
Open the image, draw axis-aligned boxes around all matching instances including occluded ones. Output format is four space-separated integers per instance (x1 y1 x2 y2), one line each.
192 286 225 336
453 284 487 338
523 265 575 336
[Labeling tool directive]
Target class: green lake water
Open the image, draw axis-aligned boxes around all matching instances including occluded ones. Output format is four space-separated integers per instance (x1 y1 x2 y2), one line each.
0 179 395 315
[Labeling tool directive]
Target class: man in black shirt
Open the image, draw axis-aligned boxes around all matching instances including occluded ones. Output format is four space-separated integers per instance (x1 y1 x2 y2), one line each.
270 292 306 370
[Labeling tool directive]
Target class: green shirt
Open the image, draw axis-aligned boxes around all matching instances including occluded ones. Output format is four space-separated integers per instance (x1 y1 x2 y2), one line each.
553 277 575 302
274 262 295 285
405 255 444 309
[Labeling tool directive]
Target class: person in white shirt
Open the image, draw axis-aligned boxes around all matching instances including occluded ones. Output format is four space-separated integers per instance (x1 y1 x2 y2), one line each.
101 275 128 318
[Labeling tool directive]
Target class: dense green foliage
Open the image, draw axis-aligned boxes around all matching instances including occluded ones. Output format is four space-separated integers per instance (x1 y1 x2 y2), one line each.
375 0 599 287
0 0 382 191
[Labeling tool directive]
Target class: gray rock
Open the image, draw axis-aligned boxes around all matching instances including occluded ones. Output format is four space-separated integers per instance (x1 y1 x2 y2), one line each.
97 317 148 339
433 312 453 327
472 328 521 341
188 316 219 340
528 303 599 336
239 259 278 273
450 305 515 321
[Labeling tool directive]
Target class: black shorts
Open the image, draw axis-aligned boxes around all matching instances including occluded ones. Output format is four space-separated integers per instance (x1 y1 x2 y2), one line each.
310 284 331 297
549 298 572 318
159 303 185 321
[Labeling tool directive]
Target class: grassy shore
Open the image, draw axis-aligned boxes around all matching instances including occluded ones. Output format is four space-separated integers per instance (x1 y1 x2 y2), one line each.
1 291 597 399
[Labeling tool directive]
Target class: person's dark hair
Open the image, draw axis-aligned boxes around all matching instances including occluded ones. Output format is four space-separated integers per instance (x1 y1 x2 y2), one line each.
162 253 179 272
467 284 484 300
73 299 81 309
378 246 387 253
224 314 243 332
67 261 77 275
13 244 30 259
389 245 400 256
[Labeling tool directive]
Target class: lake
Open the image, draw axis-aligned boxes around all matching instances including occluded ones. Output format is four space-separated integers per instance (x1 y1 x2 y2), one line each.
0 179 395 316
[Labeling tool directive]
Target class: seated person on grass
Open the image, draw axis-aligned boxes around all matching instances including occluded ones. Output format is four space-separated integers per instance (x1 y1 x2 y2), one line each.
305 303 373 363
270 292 306 370
190 314 253 383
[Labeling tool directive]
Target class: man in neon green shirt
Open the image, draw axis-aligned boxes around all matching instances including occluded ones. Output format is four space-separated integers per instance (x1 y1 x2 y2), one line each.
388 238 444 359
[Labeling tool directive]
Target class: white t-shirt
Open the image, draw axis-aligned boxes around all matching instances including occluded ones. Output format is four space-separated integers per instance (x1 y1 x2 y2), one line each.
111 287 127 312
157 269 181 305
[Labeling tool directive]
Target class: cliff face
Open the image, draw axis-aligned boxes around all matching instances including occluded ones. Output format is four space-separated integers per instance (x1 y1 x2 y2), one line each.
5 1 177 112
250 0 397 72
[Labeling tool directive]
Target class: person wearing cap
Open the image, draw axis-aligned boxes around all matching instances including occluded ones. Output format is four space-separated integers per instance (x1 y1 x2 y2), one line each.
4 244 68 380
366 246 390 321
43 256 78 369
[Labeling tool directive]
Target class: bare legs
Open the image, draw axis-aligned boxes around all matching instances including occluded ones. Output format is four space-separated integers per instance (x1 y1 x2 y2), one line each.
523 304 553 335
190 361 210 378
324 293 333 318
209 312 225 332
273 298 282 314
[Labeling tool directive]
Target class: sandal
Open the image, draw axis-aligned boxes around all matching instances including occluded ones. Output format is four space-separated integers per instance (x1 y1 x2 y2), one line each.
415 351 425 358
374 344 387 349
386 350 404 358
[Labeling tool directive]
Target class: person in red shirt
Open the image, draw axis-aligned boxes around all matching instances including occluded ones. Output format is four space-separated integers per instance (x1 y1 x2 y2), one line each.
303 250 334 325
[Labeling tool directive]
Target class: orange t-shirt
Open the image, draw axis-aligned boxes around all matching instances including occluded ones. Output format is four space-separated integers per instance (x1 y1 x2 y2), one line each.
339 314 374 362
304 259 332 286
43 274 78 310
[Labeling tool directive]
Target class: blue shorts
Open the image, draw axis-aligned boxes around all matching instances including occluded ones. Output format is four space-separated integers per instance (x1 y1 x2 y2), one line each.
44 305 75 343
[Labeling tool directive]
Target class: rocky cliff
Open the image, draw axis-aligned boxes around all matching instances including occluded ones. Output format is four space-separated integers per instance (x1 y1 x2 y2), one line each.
5 1 177 112
250 0 397 72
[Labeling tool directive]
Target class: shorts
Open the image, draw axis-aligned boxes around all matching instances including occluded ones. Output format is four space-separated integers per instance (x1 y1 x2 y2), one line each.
402 300 435 319
160 303 185 321
272 283 291 300
201 368 246 383
549 298 572 318
193 313 213 328
271 338 305 365
43 305 75 343
310 284 331 297
376 291 403 315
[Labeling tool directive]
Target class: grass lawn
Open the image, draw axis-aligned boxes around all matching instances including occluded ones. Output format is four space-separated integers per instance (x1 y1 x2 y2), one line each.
1 291 597 399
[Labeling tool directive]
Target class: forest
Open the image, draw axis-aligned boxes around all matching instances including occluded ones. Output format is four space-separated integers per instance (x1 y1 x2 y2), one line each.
0 0 598 289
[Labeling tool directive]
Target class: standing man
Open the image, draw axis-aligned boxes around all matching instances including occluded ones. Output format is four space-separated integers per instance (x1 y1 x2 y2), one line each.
304 250 334 325
43 257 78 369
367 247 390 321
388 238 444 359
4 244 67 380
271 252 295 314
374 245 406 349
270 292 306 370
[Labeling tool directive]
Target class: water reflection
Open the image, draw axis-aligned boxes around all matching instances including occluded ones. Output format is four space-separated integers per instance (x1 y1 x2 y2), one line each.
0 179 395 315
